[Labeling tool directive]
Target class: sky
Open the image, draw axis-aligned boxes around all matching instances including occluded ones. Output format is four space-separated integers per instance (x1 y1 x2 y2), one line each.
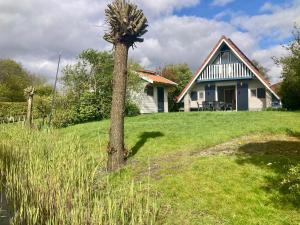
0 0 299 84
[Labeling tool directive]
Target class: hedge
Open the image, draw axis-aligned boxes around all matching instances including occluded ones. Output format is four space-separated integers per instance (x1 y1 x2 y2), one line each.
0 102 27 118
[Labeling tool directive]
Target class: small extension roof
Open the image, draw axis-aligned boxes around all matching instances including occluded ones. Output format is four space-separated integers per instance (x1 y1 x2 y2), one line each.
176 35 280 102
137 70 177 86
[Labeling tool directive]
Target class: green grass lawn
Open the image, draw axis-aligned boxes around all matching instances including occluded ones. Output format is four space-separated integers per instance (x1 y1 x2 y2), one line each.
1 111 300 224
61 111 300 159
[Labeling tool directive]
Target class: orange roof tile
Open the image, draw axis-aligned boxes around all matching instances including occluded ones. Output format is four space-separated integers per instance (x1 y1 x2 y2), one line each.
137 70 177 86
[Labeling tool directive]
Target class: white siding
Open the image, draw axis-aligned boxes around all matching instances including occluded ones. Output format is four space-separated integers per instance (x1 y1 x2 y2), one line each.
131 81 171 113
248 79 266 111
131 81 158 113
184 92 190 112
189 84 205 109
164 87 169 113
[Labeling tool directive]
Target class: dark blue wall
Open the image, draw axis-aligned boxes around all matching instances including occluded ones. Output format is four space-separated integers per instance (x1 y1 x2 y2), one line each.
237 82 248 111
205 85 216 102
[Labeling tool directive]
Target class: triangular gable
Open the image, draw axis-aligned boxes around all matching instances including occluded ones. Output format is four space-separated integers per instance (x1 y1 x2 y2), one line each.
177 36 280 102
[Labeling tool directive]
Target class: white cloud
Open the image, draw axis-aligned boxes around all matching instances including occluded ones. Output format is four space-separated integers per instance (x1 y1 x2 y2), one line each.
231 1 300 40
0 0 297 85
211 0 234 7
133 0 200 16
260 2 281 12
250 45 289 82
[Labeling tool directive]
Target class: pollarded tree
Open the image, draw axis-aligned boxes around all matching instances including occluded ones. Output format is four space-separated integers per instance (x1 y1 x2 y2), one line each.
24 86 35 128
104 0 148 171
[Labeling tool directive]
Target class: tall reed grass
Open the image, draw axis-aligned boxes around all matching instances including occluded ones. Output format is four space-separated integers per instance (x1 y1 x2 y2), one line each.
0 124 159 224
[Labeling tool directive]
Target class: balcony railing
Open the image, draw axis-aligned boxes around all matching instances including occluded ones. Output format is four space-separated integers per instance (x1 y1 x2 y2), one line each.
197 63 253 81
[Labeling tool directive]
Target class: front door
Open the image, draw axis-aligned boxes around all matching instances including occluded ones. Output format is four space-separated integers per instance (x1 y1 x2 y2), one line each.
237 82 248 111
157 87 165 113
224 88 236 109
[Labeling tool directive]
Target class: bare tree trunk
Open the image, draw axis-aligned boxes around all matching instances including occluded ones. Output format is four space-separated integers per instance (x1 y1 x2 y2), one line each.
107 42 129 172
26 94 34 128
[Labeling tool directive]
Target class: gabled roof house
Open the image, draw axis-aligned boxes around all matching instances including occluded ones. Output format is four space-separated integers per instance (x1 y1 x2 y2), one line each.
177 36 281 111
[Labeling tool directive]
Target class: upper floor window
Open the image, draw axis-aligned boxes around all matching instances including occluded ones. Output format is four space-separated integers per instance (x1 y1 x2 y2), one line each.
212 51 240 65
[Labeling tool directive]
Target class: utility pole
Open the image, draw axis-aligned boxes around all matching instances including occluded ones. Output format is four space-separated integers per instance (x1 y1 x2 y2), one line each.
48 53 61 126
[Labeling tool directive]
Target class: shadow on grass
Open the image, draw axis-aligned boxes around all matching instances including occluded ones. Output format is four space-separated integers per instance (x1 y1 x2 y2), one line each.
129 132 164 158
236 139 300 208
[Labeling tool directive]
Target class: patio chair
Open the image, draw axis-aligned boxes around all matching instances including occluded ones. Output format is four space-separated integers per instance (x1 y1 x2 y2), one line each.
219 102 225 111
213 101 221 111
225 103 233 111
197 100 203 111
202 101 212 111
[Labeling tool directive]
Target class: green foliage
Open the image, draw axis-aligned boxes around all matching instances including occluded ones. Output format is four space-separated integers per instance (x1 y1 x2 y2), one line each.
0 102 27 118
52 108 78 128
34 96 51 124
161 64 192 111
281 164 300 201
252 60 270 80
274 26 300 110
125 101 140 117
57 49 142 127
0 59 47 102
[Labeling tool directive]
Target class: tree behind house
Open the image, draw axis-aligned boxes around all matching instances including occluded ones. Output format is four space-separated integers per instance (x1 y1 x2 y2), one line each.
274 26 300 110
161 64 192 111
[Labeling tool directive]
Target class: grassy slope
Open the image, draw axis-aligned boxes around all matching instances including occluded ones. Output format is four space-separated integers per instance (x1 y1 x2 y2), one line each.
59 111 300 225
61 111 299 159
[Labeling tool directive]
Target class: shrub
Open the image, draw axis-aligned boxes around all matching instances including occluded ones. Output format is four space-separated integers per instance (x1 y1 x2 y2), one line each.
52 108 79 128
0 102 27 118
78 92 101 122
281 164 300 201
125 101 140 117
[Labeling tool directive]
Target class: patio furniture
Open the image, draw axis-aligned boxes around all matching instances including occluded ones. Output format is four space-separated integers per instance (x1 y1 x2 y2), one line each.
197 101 203 111
202 101 214 111
225 103 233 111
219 101 225 111
213 101 221 111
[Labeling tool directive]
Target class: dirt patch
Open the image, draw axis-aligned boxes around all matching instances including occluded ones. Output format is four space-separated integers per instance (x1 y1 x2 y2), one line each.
130 134 300 180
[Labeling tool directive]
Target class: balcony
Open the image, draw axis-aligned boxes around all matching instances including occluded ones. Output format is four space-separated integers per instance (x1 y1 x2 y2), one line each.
197 63 253 82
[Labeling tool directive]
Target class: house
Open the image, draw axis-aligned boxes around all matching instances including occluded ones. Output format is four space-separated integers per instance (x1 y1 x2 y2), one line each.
132 70 177 113
177 36 281 111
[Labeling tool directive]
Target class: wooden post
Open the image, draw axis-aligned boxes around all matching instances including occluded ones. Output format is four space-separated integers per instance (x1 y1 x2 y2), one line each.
24 86 35 128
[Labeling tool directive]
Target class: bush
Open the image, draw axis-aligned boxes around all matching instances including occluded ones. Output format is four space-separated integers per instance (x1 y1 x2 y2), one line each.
52 108 79 128
281 164 300 201
52 95 140 128
0 102 27 118
78 92 101 122
125 101 140 117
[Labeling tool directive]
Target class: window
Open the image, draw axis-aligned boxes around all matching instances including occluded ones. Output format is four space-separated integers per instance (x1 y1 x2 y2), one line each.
145 85 153 96
212 50 241 65
191 91 198 101
257 88 266 98
250 89 257 97
199 92 204 99
221 51 230 64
